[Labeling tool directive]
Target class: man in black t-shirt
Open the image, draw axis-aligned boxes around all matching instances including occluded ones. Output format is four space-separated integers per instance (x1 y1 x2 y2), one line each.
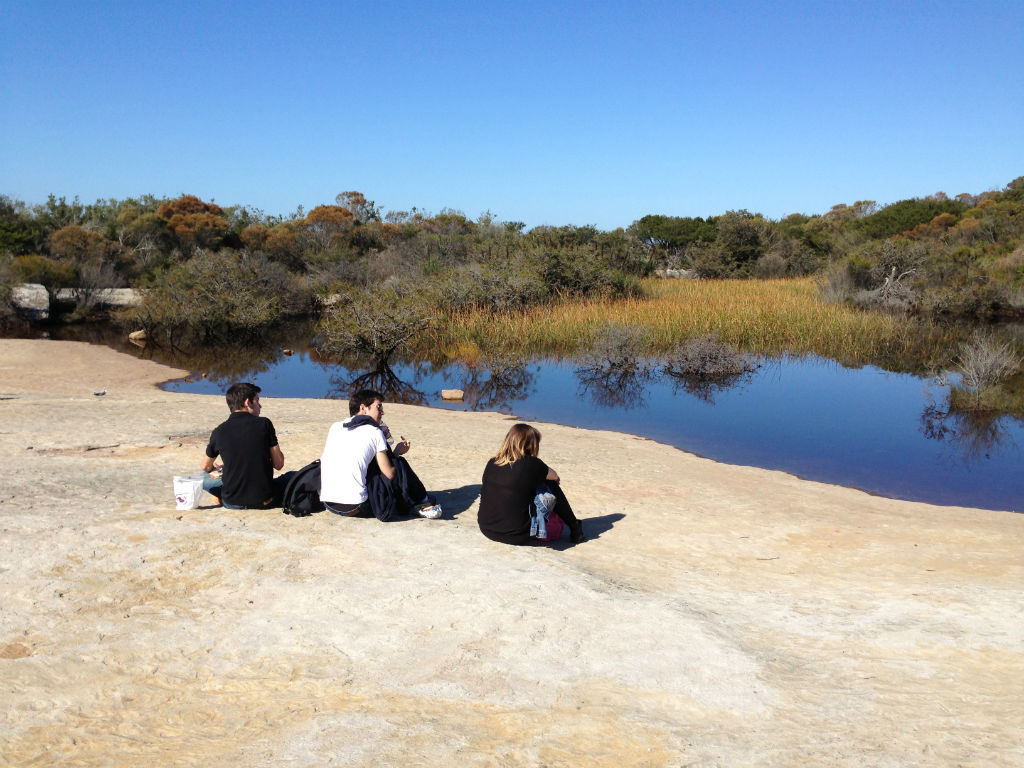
201 382 291 509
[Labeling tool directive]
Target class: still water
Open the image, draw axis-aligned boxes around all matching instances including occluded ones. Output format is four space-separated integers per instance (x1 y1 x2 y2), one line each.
163 348 1023 513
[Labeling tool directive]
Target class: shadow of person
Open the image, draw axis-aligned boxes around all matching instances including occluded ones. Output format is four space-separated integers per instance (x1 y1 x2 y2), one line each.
432 483 482 519
549 512 625 549
309 483 482 525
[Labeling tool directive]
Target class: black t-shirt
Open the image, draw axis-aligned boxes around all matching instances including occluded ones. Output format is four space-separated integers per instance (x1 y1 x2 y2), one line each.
206 411 278 507
478 455 548 545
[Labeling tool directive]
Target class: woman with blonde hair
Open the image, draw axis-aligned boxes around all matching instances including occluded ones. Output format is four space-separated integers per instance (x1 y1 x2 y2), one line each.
478 423 585 545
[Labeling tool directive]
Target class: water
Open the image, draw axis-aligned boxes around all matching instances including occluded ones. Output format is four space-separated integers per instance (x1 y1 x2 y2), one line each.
161 347 1024 513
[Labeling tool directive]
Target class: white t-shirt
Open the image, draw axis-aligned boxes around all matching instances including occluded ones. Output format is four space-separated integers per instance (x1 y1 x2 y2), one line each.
319 417 389 504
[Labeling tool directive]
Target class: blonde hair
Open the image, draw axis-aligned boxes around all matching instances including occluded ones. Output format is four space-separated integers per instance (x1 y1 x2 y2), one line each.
493 423 541 466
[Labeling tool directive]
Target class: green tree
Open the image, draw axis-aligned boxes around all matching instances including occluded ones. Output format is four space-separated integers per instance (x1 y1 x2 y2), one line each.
854 198 966 240
628 214 716 250
692 210 774 277
316 284 432 365
34 194 88 233
0 196 43 255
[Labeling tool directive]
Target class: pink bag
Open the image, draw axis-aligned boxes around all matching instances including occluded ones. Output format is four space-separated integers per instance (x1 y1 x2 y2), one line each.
537 512 564 542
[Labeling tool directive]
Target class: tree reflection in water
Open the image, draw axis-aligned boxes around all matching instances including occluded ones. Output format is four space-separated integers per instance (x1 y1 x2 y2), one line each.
575 363 654 409
327 361 427 405
663 368 754 404
920 401 1020 463
38 318 318 388
325 354 537 412
456 355 536 411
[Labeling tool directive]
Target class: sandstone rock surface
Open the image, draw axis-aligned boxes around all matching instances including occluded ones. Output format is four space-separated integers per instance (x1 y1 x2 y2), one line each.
1 339 1021 767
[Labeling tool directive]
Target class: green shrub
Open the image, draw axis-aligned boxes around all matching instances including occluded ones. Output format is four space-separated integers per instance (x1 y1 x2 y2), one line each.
844 255 874 289
540 248 642 299
436 263 548 312
689 243 735 279
315 283 432 365
0 258 18 325
118 249 311 345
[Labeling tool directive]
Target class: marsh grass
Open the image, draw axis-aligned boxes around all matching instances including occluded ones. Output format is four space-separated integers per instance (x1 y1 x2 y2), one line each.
424 277 960 371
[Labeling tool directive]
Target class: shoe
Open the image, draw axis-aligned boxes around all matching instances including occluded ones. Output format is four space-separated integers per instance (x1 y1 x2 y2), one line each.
569 522 586 543
418 504 443 519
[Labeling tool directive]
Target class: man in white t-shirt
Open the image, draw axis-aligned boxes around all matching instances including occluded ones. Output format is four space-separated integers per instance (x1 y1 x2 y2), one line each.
319 389 441 519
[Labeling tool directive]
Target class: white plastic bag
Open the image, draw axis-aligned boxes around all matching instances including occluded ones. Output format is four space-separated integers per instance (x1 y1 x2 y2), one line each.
173 474 205 510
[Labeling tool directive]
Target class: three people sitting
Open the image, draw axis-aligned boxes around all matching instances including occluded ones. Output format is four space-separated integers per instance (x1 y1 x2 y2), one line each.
202 386 586 545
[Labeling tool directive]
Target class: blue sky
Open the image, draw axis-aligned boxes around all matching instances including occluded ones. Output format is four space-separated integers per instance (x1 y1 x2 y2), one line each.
2 0 1022 229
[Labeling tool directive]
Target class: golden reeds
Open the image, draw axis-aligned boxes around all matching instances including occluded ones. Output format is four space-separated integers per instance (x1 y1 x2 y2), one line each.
425 277 959 370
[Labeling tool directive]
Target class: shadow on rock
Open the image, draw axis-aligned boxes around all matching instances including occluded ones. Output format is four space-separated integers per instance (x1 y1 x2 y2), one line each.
434 483 482 518
550 512 625 549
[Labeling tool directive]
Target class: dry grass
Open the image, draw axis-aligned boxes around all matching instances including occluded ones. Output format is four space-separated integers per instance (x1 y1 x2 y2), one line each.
425 277 957 370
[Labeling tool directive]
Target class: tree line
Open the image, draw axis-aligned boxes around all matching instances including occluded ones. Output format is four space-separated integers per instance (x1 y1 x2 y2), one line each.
1 178 1022 343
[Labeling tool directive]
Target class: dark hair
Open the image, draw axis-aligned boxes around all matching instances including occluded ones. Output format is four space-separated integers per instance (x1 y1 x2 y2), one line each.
226 382 261 412
349 388 383 416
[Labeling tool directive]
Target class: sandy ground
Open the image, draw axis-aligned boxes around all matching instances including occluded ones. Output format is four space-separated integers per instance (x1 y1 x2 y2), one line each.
1 338 1022 767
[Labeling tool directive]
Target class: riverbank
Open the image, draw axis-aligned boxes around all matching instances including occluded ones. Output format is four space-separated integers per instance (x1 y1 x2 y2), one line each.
1 338 1022 766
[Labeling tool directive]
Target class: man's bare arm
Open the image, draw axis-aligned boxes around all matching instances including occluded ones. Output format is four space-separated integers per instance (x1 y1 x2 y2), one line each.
376 449 395 480
200 455 216 473
270 445 285 471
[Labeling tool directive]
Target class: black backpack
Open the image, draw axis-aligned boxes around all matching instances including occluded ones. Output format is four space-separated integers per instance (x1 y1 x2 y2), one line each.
281 460 325 517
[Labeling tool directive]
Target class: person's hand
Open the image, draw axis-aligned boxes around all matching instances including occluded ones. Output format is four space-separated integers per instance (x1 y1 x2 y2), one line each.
394 437 411 456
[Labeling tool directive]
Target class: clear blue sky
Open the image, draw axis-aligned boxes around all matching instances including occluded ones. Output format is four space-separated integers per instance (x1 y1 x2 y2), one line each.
2 0 1022 230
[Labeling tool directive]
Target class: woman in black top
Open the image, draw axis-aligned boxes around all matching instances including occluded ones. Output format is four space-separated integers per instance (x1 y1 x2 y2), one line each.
478 423 585 545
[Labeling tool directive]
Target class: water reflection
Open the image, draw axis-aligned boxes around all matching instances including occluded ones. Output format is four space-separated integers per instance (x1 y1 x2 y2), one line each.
574 358 757 408
319 353 538 413
10 323 1022 511
9 319 316 386
325 357 428 405
663 367 755 404
920 401 1020 463
457 355 536 411
575 363 654 409
141 323 315 383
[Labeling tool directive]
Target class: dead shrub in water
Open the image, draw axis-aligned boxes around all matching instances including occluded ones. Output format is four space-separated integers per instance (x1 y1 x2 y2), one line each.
575 325 655 407
662 333 757 402
579 324 653 377
663 333 756 378
950 331 1019 409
